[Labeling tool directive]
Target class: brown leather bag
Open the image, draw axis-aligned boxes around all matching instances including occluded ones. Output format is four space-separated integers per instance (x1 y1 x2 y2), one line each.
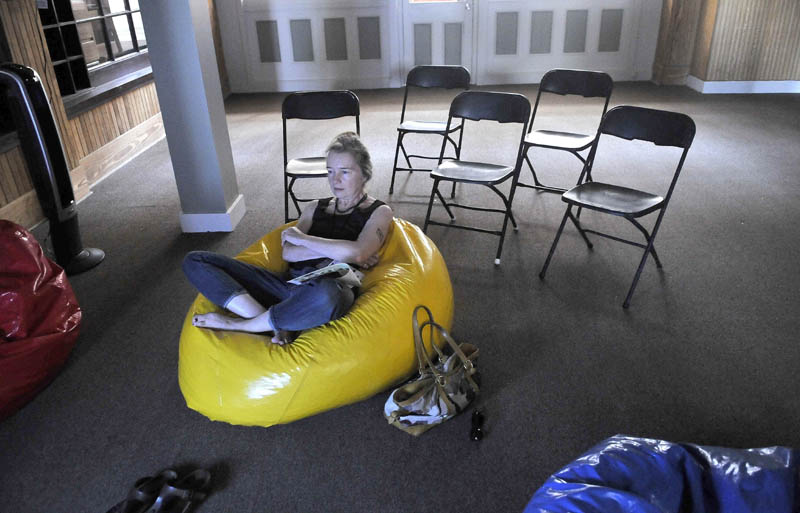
384 305 479 436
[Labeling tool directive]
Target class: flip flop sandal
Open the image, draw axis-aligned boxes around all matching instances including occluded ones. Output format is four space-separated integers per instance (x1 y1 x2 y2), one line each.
146 468 211 513
106 469 178 513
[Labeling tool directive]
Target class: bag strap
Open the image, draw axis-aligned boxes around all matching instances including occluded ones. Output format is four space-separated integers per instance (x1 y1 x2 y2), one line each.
412 305 437 374
419 320 479 394
412 305 479 393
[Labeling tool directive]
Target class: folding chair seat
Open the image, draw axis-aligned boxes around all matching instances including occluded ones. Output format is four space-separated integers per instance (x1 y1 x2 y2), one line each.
423 91 531 265
282 90 360 222
539 105 696 308
389 65 470 195
519 69 613 194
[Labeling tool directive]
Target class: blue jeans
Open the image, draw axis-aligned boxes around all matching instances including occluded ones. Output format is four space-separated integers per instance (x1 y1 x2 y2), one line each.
182 251 354 332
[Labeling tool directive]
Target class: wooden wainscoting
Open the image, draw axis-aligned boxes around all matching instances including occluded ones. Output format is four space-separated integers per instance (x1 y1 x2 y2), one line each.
0 0 81 169
71 111 164 198
0 0 163 229
705 0 800 81
68 82 161 158
0 146 43 229
0 83 163 228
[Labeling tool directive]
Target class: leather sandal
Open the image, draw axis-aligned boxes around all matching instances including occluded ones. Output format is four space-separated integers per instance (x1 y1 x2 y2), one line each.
106 469 178 513
146 468 211 513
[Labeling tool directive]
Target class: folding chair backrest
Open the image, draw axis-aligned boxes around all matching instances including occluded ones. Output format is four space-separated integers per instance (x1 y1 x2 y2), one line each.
529 69 613 134
282 90 360 121
282 90 360 168
449 91 531 125
539 69 613 99
406 65 471 89
600 106 695 149
400 66 470 124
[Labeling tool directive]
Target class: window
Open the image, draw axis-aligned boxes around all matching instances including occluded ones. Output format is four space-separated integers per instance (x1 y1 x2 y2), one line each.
38 0 148 97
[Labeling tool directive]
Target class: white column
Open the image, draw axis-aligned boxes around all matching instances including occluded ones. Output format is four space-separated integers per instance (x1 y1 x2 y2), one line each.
139 0 245 232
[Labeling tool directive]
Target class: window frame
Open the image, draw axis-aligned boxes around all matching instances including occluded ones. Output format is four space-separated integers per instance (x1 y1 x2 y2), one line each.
72 1 148 71
38 0 151 106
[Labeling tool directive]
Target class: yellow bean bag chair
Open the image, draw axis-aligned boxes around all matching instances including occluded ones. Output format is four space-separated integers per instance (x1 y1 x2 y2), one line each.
178 218 453 427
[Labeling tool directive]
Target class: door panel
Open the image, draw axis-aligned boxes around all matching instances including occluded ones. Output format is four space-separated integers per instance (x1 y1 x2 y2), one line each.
475 0 644 85
402 0 474 76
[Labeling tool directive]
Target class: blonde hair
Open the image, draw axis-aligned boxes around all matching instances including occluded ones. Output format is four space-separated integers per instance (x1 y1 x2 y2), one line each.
325 132 373 182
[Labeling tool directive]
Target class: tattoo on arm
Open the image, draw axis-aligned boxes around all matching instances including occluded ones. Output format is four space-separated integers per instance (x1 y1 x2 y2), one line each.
376 227 384 242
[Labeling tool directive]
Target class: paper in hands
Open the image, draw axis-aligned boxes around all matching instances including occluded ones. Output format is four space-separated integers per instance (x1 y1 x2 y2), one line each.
288 262 364 288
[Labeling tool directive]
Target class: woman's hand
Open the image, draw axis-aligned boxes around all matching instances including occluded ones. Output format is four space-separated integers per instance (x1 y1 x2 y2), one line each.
282 199 393 265
281 204 327 262
281 226 307 247
359 253 380 270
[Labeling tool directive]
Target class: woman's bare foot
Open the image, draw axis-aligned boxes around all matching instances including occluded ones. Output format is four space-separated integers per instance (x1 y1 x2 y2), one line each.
270 330 298 346
193 312 236 330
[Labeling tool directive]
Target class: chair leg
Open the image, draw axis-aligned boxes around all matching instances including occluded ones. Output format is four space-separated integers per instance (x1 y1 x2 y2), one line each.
400 141 412 169
434 187 455 220
539 206 572 279
423 179 439 232
628 217 663 268
488 185 517 230
445 135 459 156
524 154 545 188
567 210 593 249
495 217 510 265
494 176 523 265
623 242 654 309
494 197 516 266
570 150 588 219
442 134 458 198
389 132 404 194
288 177 302 221
283 173 290 223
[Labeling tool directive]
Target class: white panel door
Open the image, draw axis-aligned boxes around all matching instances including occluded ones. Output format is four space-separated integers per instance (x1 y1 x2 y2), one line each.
232 0 393 92
401 0 475 78
474 0 646 85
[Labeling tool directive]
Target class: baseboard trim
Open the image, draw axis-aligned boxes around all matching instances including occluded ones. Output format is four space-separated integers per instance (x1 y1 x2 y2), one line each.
239 76 392 93
687 75 800 94
179 193 246 233
0 190 44 230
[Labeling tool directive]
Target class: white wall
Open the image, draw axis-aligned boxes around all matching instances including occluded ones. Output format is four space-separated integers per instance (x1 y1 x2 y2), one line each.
217 0 663 92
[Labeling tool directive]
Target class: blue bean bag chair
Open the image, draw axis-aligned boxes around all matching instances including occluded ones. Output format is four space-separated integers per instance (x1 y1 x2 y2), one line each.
524 435 799 513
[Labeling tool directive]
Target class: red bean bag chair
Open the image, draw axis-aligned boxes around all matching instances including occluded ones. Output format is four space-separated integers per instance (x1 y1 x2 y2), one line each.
0 220 81 420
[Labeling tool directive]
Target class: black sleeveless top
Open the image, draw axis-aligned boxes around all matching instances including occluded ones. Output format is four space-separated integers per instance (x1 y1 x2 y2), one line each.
290 197 386 271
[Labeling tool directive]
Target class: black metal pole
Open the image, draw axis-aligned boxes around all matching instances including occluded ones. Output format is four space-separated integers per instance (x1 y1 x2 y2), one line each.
0 62 103 274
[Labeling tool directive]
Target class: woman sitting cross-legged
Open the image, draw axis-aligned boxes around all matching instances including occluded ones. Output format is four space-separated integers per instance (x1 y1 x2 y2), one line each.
182 132 394 345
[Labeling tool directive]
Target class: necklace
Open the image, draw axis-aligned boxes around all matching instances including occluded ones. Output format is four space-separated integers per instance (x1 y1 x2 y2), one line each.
332 193 368 237
334 193 368 214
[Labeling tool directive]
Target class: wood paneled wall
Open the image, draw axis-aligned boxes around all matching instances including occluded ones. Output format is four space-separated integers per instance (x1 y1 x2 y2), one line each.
657 0 800 84
68 82 160 157
0 0 80 168
0 82 160 212
0 0 161 227
652 0 704 85
689 0 718 80
0 146 33 207
705 0 800 81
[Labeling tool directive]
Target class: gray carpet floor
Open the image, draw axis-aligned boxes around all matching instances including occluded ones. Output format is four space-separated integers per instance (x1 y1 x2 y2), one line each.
1 82 799 512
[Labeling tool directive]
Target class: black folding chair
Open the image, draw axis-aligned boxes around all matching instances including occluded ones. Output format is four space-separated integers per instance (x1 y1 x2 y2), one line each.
281 90 360 222
423 91 531 265
539 105 696 308
519 69 613 194
389 65 470 195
